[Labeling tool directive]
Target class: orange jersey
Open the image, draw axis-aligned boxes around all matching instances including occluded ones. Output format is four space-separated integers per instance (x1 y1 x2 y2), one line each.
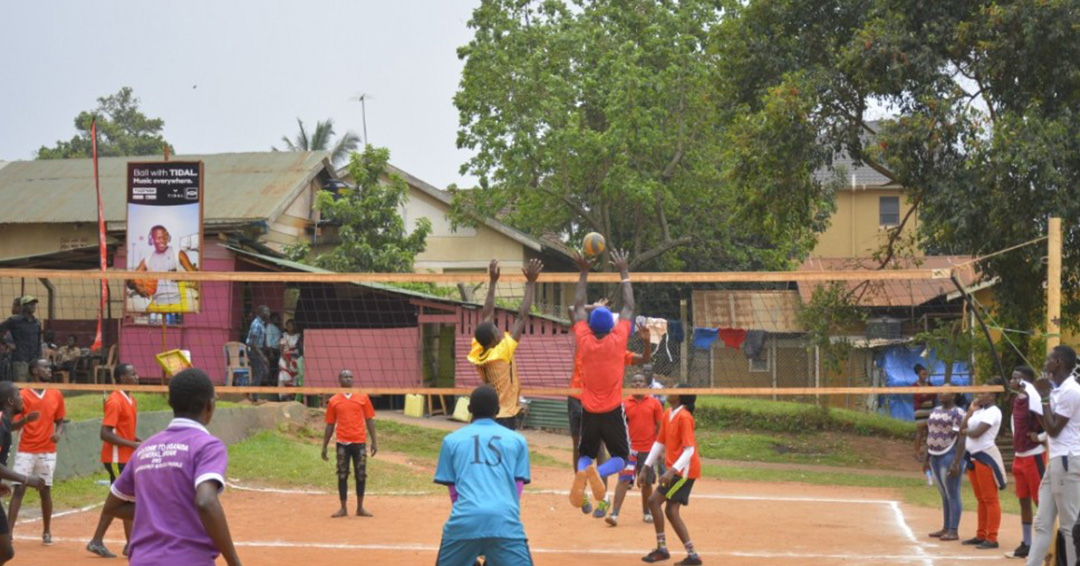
569 325 635 402
18 388 66 454
326 393 375 444
101 391 139 463
659 407 701 479
624 395 663 452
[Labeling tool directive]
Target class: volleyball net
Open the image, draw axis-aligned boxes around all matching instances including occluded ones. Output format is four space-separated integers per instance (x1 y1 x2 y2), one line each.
0 257 1010 410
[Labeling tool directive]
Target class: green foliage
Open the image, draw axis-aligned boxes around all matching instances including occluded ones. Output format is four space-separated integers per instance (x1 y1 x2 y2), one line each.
308 146 431 273
273 117 361 168
695 396 915 440
452 0 835 271
718 0 1080 353
912 319 976 384
37 87 172 159
796 281 865 373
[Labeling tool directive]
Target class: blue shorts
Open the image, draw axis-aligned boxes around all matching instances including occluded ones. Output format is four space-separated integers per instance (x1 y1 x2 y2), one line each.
436 537 533 566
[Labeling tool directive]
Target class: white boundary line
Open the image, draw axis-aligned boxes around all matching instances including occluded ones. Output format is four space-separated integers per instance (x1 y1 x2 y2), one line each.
889 500 935 566
10 535 988 562
15 503 101 525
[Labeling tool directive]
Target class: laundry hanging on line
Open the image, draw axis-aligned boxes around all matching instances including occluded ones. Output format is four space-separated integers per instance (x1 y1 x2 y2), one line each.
692 328 719 350
742 330 766 359
718 328 747 349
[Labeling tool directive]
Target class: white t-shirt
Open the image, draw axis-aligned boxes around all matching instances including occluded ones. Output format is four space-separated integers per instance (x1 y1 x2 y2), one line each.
1049 376 1080 459
965 405 1002 455
1025 380 1044 416
146 248 181 304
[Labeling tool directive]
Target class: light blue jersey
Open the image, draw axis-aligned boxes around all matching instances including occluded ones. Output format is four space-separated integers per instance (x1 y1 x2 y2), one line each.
434 419 531 541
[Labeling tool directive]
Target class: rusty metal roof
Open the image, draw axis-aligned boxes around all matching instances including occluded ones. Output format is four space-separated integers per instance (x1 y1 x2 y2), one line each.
798 256 981 307
0 151 333 225
692 290 804 332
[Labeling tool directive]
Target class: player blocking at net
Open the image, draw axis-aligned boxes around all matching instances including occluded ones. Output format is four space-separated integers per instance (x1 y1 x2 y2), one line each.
569 248 635 516
434 384 533 566
322 369 378 518
468 258 543 430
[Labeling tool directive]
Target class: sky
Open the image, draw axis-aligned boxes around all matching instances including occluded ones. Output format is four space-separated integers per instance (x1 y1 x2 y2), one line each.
0 0 480 188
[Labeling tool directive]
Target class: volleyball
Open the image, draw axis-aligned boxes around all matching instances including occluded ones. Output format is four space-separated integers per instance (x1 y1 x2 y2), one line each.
582 232 606 256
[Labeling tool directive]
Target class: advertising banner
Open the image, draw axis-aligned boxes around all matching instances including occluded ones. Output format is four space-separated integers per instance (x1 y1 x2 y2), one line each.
125 161 204 315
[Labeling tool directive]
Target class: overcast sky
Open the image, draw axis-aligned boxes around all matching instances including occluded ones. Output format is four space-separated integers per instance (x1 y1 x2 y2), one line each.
0 0 479 188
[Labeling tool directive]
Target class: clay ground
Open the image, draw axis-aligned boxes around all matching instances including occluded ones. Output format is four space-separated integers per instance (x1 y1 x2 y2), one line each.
11 462 1016 566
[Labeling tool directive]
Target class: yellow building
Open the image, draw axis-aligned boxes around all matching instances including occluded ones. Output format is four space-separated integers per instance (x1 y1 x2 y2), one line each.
811 155 919 258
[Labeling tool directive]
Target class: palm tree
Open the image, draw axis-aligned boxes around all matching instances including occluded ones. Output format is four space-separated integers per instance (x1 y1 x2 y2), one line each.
273 118 361 167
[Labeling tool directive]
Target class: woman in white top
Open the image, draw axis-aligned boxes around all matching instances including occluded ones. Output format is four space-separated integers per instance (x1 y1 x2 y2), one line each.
952 379 1006 550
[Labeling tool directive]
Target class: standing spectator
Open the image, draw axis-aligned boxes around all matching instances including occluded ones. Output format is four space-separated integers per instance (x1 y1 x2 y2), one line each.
1026 345 1080 566
86 363 141 558
245 305 270 401
913 364 936 464
277 320 302 401
1008 366 1045 559
7 359 66 545
0 297 41 382
265 313 282 391
955 378 1005 550
926 392 964 541
0 299 16 383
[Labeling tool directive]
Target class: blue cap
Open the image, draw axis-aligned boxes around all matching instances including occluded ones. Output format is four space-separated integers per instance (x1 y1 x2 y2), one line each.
589 306 615 334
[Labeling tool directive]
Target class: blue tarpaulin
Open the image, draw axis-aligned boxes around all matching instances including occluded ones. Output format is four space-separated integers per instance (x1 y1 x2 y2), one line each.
876 346 971 421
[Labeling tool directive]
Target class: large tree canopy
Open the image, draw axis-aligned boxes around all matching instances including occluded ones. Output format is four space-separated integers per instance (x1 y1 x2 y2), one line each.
37 87 172 159
452 0 836 271
717 0 1080 347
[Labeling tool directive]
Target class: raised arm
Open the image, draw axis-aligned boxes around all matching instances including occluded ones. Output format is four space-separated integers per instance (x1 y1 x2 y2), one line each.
480 259 500 323
572 251 593 323
510 259 543 342
610 249 635 321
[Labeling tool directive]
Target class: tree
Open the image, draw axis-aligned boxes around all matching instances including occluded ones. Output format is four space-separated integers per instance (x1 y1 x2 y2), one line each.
274 118 360 168
716 0 1080 357
37 87 172 159
451 0 836 272
286 146 431 273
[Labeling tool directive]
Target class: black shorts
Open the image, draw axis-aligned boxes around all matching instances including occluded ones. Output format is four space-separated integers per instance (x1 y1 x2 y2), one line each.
104 462 126 484
0 502 7 535
578 406 630 461
567 397 583 436
336 443 368 481
662 477 695 506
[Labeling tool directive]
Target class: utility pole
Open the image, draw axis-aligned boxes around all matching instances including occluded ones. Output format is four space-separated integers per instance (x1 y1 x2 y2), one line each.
1047 216 1062 355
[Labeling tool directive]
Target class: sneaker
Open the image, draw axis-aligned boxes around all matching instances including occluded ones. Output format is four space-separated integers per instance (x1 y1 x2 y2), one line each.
642 547 671 563
593 498 610 518
976 541 999 550
928 529 946 538
42 533 53 546
676 556 703 566
939 532 959 541
644 513 654 523
1011 543 1030 558
86 541 117 558
961 537 985 546
605 514 618 527
581 500 593 515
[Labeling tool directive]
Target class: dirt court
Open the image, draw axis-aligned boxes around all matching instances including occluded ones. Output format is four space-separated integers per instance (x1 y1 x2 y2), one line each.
11 462 1014 566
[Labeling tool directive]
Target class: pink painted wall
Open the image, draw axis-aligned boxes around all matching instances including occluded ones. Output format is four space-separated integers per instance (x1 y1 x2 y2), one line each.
303 328 421 387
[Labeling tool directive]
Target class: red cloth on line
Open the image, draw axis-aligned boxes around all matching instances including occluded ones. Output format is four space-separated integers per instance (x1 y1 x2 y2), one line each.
718 328 747 349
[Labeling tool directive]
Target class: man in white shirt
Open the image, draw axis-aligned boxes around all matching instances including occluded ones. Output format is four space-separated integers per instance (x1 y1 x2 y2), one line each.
1028 345 1080 566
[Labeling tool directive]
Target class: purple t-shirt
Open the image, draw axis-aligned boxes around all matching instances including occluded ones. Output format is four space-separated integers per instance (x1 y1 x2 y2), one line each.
111 418 228 566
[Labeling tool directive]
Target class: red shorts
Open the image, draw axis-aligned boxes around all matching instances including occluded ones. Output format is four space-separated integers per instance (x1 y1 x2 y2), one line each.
1013 453 1047 501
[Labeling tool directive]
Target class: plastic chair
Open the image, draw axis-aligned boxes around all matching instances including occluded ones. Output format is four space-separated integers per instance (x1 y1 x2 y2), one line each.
223 342 250 386
94 345 118 384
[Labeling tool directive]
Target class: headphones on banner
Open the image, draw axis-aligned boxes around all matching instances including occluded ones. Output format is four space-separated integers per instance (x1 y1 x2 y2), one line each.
148 225 171 247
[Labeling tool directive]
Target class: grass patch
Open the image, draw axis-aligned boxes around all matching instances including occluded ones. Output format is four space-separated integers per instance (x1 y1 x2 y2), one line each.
529 450 565 468
697 430 868 467
17 471 114 512
228 431 437 494
64 393 238 422
375 420 564 469
696 396 914 440
704 463 1021 515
